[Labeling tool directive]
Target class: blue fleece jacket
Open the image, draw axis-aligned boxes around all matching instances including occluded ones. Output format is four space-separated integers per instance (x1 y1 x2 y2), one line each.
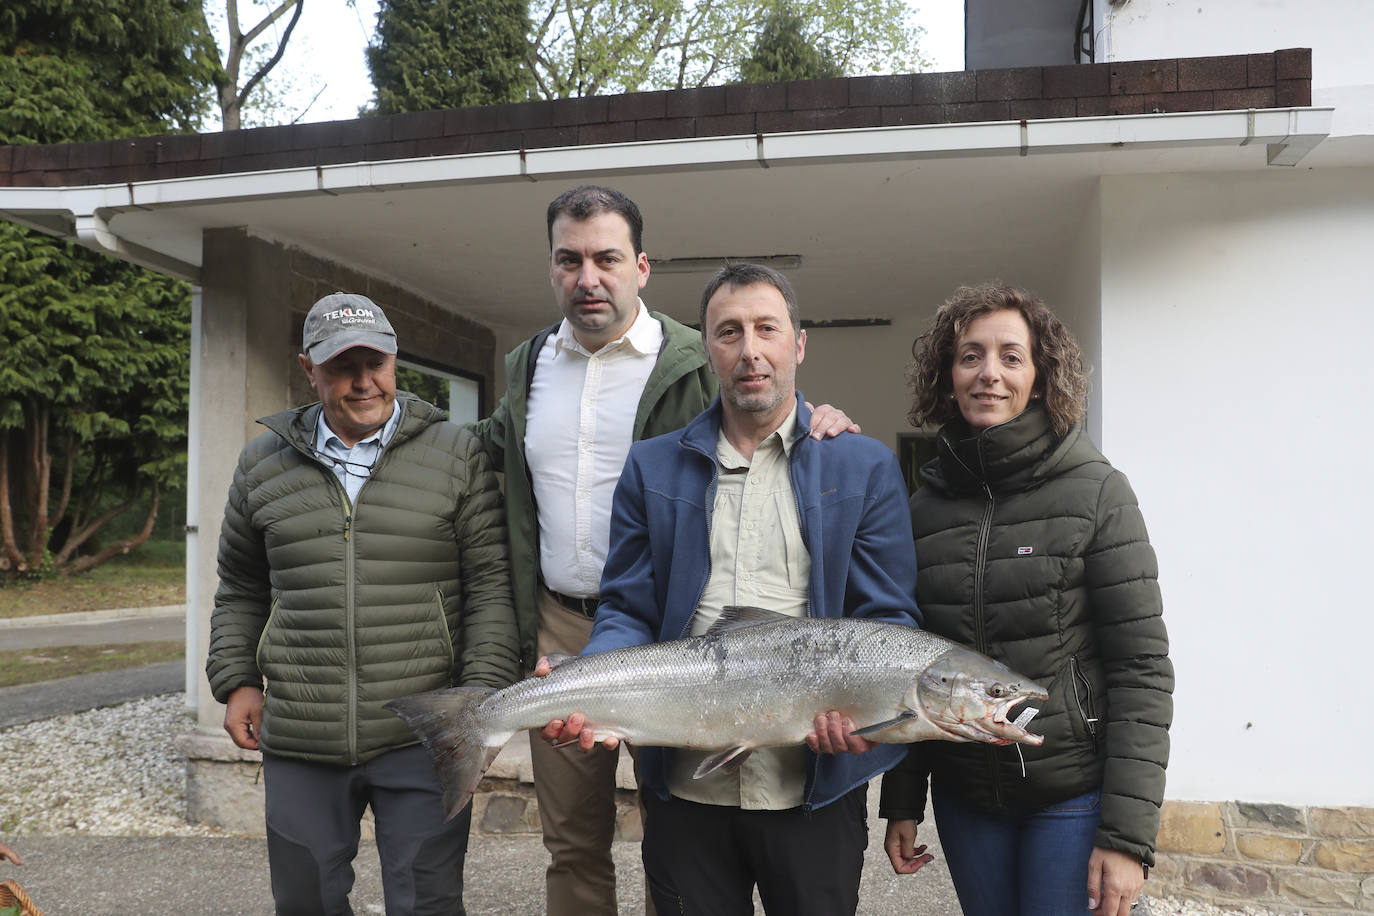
584 393 922 810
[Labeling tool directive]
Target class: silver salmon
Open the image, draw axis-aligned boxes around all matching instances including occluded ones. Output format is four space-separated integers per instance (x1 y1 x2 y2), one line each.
387 605 1048 819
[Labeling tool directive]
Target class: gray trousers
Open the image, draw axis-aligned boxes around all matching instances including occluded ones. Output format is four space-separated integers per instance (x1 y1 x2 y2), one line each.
263 745 471 916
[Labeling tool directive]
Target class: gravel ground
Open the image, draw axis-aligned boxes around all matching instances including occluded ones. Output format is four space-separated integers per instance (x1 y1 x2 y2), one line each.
0 694 1297 915
0 693 217 837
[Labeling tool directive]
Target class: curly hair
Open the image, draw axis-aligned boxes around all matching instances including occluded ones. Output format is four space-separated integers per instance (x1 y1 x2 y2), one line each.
907 283 1089 439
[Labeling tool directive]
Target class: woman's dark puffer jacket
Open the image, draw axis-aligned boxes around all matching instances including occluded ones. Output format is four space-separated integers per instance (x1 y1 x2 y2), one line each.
879 403 1173 865
206 395 520 766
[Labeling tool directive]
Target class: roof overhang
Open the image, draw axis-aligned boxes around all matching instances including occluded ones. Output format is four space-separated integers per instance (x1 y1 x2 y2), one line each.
0 107 1335 329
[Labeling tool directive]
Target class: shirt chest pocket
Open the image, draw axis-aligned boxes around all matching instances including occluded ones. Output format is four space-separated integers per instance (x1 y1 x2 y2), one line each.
763 485 808 591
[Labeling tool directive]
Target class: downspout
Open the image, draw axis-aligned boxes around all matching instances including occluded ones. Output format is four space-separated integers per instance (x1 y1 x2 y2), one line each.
184 285 203 711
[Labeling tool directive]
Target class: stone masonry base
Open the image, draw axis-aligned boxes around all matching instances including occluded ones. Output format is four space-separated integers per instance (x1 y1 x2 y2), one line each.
177 730 642 841
1150 800 1374 912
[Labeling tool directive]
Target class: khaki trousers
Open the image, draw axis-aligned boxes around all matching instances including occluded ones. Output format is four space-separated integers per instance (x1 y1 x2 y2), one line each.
529 588 654 916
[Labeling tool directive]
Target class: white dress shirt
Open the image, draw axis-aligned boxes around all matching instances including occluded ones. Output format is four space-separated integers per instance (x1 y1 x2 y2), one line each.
526 301 663 598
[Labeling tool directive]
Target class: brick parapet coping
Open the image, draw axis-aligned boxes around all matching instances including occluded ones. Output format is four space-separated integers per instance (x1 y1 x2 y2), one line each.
0 49 1311 188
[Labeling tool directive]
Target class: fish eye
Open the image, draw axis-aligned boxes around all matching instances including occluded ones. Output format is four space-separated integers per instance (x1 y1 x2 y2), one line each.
988 683 1007 698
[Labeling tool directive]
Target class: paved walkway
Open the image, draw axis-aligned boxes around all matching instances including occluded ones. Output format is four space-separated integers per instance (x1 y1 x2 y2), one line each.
2 798 961 916
0 606 187 728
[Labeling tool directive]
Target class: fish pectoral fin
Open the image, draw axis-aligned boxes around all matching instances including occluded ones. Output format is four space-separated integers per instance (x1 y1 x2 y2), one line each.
692 745 755 778
544 653 575 670
707 605 792 636
850 712 918 737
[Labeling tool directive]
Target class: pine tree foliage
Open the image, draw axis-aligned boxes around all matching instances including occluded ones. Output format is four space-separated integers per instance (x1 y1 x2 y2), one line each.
366 0 533 113
0 0 213 577
740 3 842 83
0 0 217 143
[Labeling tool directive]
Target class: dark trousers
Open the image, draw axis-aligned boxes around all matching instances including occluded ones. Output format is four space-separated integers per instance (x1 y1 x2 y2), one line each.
263 746 471 916
640 785 869 916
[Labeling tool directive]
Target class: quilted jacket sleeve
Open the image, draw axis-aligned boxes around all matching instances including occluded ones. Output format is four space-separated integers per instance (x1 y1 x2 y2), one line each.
452 429 521 689
206 450 271 703
1087 469 1174 865
877 740 932 823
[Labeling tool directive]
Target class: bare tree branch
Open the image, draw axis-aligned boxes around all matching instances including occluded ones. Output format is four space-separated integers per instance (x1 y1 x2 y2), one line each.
217 0 305 130
66 484 160 575
235 0 305 111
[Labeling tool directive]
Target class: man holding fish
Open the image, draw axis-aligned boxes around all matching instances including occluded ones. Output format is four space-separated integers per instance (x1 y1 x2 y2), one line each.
543 262 927 914
466 186 860 915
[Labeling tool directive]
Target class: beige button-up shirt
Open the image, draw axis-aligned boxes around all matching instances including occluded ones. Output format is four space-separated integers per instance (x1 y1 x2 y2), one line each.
668 406 813 809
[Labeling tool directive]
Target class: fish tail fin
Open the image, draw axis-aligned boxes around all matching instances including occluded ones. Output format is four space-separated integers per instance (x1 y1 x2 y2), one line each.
386 686 499 821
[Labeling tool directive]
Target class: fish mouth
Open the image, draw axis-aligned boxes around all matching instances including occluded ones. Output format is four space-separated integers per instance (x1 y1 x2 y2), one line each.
986 687 1050 746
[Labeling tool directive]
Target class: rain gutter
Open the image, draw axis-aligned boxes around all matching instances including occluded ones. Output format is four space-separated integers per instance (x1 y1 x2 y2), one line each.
0 106 1334 277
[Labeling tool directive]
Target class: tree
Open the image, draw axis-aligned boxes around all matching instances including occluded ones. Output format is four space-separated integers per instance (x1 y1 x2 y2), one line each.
0 0 216 577
0 0 216 144
208 0 307 130
366 0 533 113
528 0 926 98
0 243 190 575
740 2 842 83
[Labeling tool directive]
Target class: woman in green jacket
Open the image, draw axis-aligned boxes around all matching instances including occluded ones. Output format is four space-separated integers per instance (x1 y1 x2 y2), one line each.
880 283 1173 916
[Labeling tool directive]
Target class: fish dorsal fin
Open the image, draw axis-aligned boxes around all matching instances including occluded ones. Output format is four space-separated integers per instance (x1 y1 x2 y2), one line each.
693 745 755 778
707 605 792 636
544 653 574 670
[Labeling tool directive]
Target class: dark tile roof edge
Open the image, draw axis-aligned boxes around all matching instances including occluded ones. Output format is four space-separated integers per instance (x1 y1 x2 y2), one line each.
0 50 1311 188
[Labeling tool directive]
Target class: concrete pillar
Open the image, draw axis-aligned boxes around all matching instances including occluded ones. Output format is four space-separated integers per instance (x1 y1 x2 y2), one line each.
180 228 295 832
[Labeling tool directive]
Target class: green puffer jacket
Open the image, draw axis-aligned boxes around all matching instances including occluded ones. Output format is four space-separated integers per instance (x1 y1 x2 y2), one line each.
467 311 716 669
207 395 521 766
879 404 1173 865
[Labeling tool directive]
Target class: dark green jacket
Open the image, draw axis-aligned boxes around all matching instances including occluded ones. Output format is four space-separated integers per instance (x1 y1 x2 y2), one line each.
879 404 1173 865
467 312 716 668
207 395 520 765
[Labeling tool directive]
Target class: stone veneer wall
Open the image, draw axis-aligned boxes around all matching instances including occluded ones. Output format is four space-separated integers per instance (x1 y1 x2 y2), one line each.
1152 800 1374 912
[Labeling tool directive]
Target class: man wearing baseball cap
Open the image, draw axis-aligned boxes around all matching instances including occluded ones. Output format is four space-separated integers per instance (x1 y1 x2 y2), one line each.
207 292 520 914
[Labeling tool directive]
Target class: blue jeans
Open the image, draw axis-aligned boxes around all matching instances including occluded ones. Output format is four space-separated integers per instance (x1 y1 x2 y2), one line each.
932 781 1101 916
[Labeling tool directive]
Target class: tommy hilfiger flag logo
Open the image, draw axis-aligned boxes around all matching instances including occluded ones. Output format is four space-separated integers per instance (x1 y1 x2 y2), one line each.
1017 546 1034 555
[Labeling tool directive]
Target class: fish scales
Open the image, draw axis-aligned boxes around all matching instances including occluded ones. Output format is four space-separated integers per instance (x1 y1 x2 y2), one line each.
480 618 933 748
386 606 1049 821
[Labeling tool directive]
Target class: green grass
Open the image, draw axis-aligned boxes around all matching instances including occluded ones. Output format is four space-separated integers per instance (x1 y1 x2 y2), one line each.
0 545 185 619
0 641 184 689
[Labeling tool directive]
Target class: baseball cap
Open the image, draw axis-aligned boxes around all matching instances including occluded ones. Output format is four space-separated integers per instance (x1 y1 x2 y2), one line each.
302 292 398 364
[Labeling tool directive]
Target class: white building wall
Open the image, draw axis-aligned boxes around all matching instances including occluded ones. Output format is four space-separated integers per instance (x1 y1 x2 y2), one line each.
1098 166 1374 806
1101 0 1374 135
1049 181 1105 446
